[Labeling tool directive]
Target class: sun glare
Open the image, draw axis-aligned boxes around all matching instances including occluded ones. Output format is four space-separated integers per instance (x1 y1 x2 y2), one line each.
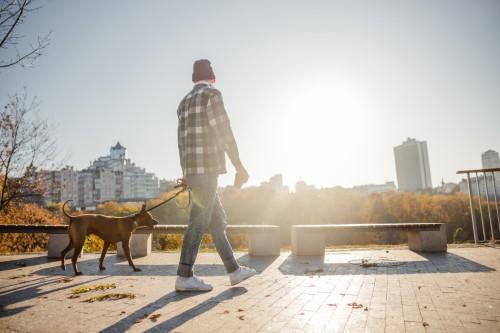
276 78 373 186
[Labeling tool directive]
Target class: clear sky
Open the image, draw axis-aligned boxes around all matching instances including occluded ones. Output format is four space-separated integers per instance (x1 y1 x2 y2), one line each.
1 0 499 188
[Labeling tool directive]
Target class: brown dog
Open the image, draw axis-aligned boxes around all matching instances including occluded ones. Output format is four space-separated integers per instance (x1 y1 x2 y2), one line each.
61 200 159 275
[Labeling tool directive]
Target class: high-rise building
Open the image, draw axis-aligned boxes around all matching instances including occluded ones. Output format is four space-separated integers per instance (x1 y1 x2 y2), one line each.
481 150 500 169
393 138 432 191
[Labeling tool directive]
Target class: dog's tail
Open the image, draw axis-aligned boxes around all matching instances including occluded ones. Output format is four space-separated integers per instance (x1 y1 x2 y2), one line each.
62 200 75 219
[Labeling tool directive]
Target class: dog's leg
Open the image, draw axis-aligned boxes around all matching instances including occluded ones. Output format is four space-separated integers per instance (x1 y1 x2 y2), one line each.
99 242 110 271
71 240 85 276
60 238 74 271
122 239 141 272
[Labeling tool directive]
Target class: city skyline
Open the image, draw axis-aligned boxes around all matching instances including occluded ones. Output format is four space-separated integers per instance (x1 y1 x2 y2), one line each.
1 1 499 188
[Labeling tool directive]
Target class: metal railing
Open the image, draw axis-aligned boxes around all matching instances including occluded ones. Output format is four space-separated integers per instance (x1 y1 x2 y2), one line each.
457 167 500 243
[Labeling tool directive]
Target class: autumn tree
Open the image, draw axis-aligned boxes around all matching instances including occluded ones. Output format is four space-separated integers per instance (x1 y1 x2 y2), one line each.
0 90 57 212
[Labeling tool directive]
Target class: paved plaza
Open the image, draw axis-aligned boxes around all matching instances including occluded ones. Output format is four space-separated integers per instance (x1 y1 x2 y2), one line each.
1 246 500 332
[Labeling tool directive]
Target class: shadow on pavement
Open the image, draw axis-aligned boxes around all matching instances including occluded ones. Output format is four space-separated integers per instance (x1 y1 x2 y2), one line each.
31 253 278 277
0 275 108 317
278 251 495 275
101 287 248 333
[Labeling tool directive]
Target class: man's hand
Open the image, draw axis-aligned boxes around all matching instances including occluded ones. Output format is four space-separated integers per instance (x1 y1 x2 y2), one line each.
234 166 249 189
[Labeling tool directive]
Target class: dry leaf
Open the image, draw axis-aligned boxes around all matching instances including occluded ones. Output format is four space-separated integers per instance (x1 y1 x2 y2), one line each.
150 313 161 322
84 292 135 303
237 309 244 312
238 315 245 320
347 302 363 309
422 322 429 327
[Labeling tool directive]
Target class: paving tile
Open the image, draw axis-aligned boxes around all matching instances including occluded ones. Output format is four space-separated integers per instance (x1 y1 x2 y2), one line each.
1 247 500 332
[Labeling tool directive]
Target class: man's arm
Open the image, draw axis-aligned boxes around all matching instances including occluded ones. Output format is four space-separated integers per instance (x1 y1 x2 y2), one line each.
206 91 249 187
206 91 242 168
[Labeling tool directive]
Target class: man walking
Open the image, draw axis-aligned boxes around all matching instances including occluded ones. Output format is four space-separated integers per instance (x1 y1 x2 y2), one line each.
175 59 257 291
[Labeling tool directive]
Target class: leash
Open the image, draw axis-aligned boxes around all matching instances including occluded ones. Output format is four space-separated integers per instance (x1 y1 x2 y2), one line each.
146 179 191 212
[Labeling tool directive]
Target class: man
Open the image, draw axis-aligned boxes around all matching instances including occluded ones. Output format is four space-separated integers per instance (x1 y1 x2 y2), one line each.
175 59 257 291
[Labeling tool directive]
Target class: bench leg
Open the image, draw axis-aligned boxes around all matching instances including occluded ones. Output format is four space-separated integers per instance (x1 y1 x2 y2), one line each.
48 234 82 259
291 228 325 256
248 229 280 256
117 234 152 258
408 224 447 252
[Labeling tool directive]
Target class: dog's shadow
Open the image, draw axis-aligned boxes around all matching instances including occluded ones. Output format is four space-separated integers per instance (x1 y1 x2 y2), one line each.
33 253 277 277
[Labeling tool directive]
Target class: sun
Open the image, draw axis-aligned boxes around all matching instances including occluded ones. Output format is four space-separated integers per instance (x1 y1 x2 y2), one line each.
274 77 373 186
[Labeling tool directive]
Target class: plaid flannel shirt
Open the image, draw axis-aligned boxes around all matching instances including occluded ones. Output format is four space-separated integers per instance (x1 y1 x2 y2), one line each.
177 83 242 176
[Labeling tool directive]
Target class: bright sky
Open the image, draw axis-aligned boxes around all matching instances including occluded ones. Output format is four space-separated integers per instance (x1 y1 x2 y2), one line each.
1 0 499 188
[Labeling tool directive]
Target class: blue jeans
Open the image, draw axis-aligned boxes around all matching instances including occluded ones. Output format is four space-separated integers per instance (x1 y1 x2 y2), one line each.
177 174 239 277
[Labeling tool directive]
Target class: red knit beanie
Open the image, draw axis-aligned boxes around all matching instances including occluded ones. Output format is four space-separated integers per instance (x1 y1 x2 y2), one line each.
192 59 216 82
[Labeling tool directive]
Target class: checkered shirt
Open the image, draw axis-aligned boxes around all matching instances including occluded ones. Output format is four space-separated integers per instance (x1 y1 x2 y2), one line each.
177 83 241 176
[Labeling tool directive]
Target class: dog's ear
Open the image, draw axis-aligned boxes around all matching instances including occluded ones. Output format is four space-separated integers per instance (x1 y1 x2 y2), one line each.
141 203 147 212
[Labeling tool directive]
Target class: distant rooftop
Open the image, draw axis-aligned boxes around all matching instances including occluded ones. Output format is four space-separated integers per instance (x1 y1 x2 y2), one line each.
112 141 125 150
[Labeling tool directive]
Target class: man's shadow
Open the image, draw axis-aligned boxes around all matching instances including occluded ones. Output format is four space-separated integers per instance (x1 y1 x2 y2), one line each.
33 253 278 277
101 287 247 333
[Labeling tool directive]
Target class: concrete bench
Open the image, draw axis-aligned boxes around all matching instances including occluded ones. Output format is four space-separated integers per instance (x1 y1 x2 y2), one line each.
291 223 447 256
0 224 280 258
118 224 280 257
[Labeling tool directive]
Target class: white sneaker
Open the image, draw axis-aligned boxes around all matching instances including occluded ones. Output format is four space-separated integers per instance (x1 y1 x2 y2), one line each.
229 266 257 286
175 275 213 292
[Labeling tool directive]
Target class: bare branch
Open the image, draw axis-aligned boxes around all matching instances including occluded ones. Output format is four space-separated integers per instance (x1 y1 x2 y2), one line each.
0 90 58 211
0 0 48 70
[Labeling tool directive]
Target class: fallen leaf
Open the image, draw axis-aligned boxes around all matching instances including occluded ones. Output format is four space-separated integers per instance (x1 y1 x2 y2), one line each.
238 315 245 320
120 311 126 315
84 293 136 303
422 322 429 327
360 258 376 268
150 313 161 322
237 309 244 312
71 283 116 295
59 278 73 283
347 302 363 309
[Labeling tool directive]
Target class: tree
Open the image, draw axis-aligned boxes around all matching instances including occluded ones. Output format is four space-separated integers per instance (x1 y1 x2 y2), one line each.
0 90 56 212
0 0 50 69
